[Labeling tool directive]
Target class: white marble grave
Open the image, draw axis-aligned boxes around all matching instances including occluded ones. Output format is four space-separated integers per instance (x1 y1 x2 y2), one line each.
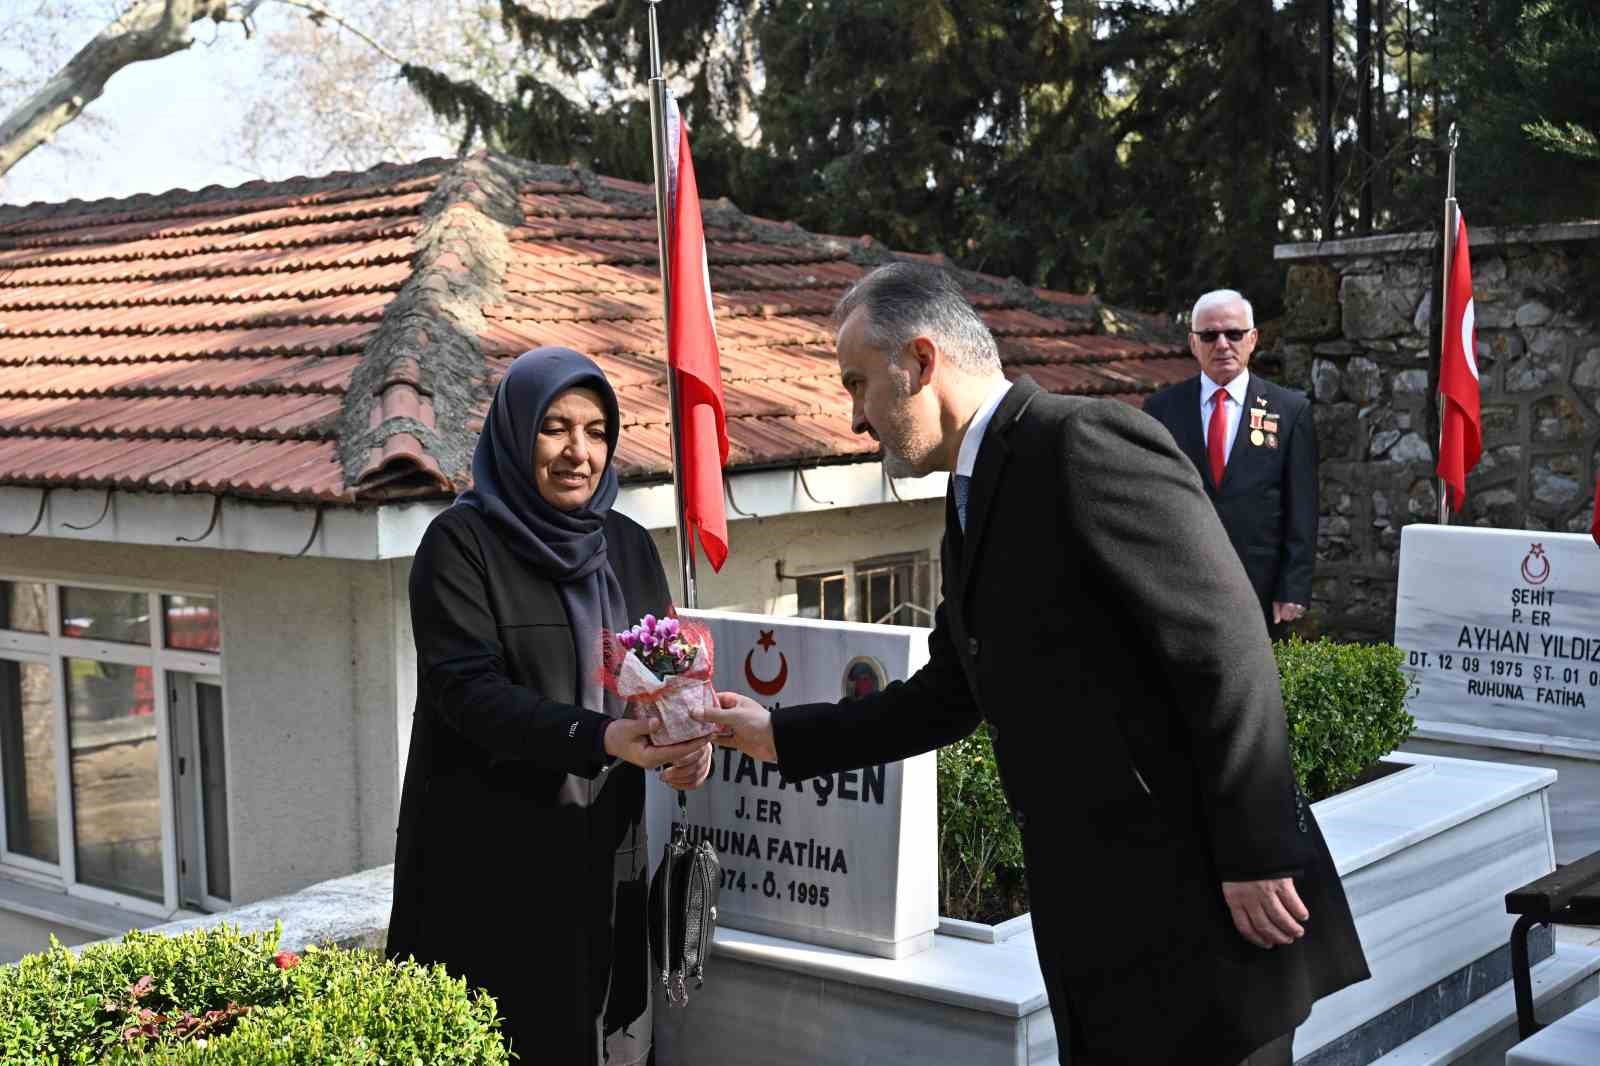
1505 998 1600 1066
1395 525 1600 861
654 752 1599 1066
645 609 938 959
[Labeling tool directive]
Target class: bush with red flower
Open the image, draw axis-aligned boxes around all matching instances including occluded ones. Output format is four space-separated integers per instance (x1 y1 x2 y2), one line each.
0 924 510 1063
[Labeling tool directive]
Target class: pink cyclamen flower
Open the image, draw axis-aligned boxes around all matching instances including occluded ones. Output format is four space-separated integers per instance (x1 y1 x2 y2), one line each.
660 618 680 637
642 614 657 632
641 634 659 649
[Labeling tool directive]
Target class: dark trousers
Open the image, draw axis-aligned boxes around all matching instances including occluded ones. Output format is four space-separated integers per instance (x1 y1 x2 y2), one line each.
1069 1029 1293 1066
1238 1030 1294 1066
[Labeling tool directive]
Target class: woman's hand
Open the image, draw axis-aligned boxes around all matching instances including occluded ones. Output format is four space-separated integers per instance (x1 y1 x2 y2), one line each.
659 741 714 791
602 718 709 772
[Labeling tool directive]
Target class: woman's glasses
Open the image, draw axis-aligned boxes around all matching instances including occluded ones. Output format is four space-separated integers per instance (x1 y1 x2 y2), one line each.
1191 328 1253 344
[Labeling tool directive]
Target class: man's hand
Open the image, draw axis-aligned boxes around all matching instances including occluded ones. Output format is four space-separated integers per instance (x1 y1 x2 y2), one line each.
1222 878 1309 949
693 692 777 763
603 718 712 771
660 740 714 790
1273 601 1306 624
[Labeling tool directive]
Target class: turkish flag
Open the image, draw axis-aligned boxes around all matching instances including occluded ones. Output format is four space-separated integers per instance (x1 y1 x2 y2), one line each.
1592 475 1600 548
665 93 729 571
1436 213 1481 511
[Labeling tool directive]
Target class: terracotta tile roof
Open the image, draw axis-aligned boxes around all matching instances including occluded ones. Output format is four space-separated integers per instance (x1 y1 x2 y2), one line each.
0 154 1186 506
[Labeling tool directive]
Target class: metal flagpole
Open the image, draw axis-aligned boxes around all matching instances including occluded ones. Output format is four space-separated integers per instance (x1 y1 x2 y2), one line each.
1437 123 1459 525
645 0 698 609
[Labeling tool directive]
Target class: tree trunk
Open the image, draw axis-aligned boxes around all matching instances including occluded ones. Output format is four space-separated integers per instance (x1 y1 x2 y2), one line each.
0 0 233 179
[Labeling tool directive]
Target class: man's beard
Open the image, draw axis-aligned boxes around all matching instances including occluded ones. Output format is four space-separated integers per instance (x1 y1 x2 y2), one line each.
882 447 919 478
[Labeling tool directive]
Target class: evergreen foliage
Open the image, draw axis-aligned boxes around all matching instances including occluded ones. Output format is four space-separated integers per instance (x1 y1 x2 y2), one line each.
399 1 1598 317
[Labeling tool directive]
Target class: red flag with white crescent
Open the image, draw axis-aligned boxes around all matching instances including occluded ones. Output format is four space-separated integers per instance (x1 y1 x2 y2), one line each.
665 92 730 571
1591 475 1600 548
1436 212 1481 511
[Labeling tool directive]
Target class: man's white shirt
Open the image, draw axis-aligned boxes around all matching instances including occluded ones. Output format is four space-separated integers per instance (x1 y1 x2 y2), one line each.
957 378 1014 479
1198 370 1251 466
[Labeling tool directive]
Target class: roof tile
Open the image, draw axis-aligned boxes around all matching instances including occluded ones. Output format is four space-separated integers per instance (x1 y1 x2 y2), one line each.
0 154 1184 505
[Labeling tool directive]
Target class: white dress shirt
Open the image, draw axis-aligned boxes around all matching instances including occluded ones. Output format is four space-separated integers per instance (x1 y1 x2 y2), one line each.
1198 370 1250 463
957 378 1014 479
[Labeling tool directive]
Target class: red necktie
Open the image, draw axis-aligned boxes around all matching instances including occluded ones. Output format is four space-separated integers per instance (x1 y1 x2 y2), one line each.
1208 390 1229 487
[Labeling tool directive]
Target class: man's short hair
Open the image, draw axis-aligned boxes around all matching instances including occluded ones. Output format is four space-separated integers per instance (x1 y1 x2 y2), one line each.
832 262 1003 376
1191 289 1254 328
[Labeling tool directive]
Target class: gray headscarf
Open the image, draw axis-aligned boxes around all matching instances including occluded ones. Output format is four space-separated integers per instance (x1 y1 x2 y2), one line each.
458 347 627 718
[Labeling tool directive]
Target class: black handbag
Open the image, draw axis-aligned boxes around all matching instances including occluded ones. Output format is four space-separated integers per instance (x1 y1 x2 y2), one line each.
649 790 721 1006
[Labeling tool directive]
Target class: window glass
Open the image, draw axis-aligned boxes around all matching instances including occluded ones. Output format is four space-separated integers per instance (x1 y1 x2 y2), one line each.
0 581 48 634
162 595 220 654
0 659 59 864
65 658 161 901
855 558 931 627
796 573 846 621
196 683 230 901
59 587 150 646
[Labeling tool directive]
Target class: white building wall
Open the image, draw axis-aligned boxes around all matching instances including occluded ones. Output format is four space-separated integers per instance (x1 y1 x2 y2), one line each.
646 498 947 615
0 537 406 908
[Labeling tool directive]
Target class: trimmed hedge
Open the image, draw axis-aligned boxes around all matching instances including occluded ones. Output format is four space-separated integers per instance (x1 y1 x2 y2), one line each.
937 638 1414 921
0 924 510 1064
1276 636 1415 802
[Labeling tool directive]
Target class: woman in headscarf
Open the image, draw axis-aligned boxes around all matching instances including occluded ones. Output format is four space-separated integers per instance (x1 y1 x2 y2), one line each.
387 348 714 1065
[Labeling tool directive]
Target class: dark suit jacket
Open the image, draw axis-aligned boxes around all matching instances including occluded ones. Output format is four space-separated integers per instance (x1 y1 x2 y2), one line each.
772 379 1367 1064
387 503 671 1066
1143 374 1318 629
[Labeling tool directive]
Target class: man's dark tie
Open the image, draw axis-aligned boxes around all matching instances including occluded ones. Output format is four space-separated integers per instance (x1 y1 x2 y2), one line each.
954 473 972 531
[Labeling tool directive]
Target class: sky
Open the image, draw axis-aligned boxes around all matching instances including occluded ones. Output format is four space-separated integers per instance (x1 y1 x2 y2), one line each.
1 8 294 208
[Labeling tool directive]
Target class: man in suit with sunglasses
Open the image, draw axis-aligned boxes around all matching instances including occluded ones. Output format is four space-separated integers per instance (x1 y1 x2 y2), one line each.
1144 290 1319 638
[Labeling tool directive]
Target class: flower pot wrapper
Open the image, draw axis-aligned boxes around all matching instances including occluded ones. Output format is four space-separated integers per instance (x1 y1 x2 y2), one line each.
599 615 719 745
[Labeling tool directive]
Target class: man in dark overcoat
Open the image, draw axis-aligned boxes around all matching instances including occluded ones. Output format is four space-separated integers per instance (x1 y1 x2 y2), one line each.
1143 289 1318 639
699 264 1369 1066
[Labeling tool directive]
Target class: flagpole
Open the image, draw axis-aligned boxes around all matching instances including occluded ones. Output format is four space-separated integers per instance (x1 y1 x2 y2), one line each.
645 0 699 609
1437 123 1459 525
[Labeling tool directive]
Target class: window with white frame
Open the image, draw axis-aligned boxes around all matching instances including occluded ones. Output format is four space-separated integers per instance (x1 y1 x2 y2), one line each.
0 578 229 915
791 553 934 628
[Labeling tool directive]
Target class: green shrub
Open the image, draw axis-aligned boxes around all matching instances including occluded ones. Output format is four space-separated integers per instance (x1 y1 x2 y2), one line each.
936 638 1414 921
0 924 510 1064
1276 636 1415 802
937 726 1025 924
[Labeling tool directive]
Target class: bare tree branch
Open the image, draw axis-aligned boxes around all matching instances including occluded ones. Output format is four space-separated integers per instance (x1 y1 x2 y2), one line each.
0 0 233 178
258 0 403 65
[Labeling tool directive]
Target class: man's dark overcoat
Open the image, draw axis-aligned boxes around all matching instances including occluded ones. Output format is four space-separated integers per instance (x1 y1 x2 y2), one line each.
387 503 671 1066
773 379 1368 1065
1143 374 1318 633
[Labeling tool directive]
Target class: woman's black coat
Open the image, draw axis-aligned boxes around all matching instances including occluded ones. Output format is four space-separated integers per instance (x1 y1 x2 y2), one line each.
387 502 671 1066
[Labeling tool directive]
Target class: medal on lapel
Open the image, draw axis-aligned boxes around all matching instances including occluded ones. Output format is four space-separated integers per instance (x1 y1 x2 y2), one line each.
1256 401 1280 448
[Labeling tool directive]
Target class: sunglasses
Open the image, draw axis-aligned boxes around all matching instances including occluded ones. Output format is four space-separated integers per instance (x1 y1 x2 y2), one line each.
1191 328 1254 344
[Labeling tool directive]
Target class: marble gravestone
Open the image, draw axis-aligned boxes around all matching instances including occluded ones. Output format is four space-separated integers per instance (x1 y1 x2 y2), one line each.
644 609 938 959
1396 524 1600 860
1396 526 1600 738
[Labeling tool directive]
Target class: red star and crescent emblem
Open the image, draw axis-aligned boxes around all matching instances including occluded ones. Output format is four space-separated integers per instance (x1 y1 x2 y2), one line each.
1521 543 1550 586
745 630 788 696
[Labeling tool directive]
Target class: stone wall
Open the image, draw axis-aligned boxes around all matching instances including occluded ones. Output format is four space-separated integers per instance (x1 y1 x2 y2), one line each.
1274 222 1600 642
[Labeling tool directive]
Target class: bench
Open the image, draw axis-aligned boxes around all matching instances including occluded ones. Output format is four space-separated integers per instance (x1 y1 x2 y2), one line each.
1503 850 1600 1060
